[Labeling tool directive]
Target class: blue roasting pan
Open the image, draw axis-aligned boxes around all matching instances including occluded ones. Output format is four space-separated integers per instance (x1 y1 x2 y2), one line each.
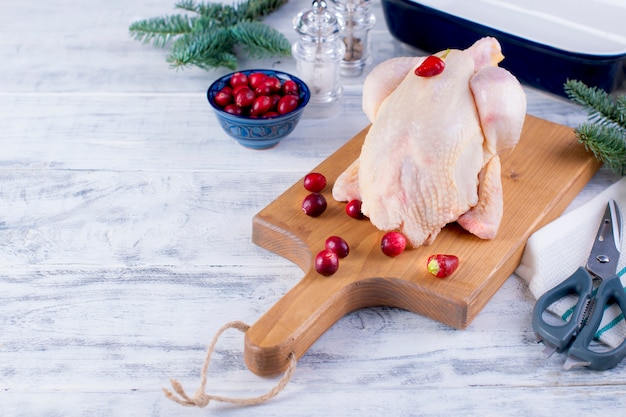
381 0 626 97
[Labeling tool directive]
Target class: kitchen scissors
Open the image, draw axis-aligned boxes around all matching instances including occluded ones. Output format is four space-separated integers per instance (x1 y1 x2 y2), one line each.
532 199 626 370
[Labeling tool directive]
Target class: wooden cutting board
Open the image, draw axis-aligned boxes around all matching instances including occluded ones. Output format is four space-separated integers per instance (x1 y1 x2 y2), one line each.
245 114 601 377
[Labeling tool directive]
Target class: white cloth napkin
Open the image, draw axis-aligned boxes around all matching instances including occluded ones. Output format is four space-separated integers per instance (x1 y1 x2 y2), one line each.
516 176 626 348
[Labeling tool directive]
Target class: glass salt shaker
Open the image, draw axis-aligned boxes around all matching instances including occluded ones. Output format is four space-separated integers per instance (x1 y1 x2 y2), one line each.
292 0 345 109
331 0 376 77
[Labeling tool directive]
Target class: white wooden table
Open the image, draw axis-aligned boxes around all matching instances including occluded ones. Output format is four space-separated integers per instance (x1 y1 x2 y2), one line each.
1 1 624 415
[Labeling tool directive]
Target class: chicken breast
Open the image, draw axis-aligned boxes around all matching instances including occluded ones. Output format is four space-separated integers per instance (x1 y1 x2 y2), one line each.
333 37 526 246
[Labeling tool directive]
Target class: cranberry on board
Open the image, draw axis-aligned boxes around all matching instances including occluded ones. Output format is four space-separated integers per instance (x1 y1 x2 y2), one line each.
303 172 327 192
301 193 327 217
325 236 349 258
346 199 365 219
229 71 248 87
277 95 299 114
315 249 339 276
427 254 459 278
381 231 407 257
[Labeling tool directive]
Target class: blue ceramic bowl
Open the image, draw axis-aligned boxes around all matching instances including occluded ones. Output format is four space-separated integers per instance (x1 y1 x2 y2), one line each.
207 69 310 150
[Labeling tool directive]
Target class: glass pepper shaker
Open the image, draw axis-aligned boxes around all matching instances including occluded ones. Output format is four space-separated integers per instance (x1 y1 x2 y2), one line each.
292 0 345 108
331 0 376 77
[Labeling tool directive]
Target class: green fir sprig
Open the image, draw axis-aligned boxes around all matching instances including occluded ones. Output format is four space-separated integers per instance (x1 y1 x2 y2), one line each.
129 0 291 71
564 79 626 176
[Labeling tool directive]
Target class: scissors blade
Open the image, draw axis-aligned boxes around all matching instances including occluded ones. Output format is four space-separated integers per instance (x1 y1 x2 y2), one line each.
586 199 622 279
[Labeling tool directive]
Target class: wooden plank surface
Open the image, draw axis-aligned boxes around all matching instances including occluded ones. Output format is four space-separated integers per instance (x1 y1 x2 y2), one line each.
247 115 602 376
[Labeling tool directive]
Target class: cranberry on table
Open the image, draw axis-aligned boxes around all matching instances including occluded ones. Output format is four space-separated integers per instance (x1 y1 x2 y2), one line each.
303 172 327 192
381 231 407 257
302 193 327 217
315 249 339 276
325 236 349 258
346 199 365 219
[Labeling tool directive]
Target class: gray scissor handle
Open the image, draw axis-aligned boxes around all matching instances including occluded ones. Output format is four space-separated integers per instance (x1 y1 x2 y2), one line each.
566 274 626 370
532 266 594 353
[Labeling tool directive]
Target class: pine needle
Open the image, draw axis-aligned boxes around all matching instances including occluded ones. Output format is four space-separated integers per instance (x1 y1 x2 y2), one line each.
564 79 626 175
129 14 194 48
167 29 235 69
230 21 291 59
130 0 290 71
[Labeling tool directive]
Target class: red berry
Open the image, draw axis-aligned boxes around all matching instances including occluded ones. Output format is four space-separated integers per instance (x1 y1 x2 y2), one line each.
251 95 272 116
230 72 248 87
214 89 232 108
232 84 249 96
346 199 365 219
262 76 282 93
277 95 299 114
224 104 243 115
427 254 459 278
282 80 299 95
315 249 339 276
325 236 349 258
248 72 268 89
381 231 407 257
303 172 327 192
269 94 281 110
263 111 279 118
414 55 446 77
302 193 327 217
234 87 255 108
255 84 273 97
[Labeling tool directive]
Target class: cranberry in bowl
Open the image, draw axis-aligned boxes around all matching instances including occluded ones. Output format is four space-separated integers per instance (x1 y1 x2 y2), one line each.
207 69 310 150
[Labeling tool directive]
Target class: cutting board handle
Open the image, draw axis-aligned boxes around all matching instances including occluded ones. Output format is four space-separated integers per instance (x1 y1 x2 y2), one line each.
244 267 362 377
243 258 429 377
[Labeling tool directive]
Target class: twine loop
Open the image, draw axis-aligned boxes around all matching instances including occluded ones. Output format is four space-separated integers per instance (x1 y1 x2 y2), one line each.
163 320 297 408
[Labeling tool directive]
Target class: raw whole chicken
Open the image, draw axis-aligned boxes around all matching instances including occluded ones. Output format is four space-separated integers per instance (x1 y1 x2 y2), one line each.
332 37 527 247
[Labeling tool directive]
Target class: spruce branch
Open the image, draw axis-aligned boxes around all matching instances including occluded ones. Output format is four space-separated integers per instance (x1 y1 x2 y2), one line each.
167 29 236 70
130 0 291 71
564 79 626 176
231 21 292 59
129 14 194 48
